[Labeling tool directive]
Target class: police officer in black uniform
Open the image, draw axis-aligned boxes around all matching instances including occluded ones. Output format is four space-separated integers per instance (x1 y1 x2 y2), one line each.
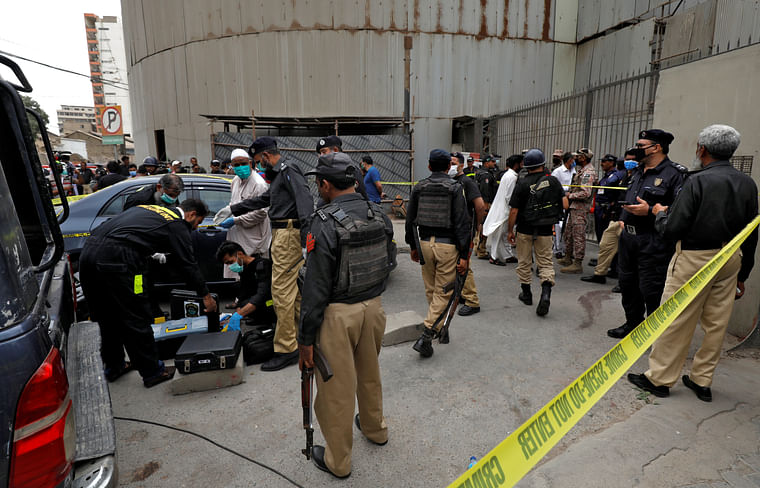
215 240 276 329
79 199 215 388
607 129 687 338
219 137 314 371
124 173 184 210
315 135 368 201
298 152 394 478
406 149 471 357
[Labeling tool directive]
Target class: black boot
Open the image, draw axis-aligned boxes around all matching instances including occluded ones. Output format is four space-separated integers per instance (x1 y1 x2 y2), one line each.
413 328 434 358
518 284 533 305
536 282 552 316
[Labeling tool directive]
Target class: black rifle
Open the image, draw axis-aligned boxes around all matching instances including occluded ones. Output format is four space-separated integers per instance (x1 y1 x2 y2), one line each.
301 346 333 460
432 214 476 344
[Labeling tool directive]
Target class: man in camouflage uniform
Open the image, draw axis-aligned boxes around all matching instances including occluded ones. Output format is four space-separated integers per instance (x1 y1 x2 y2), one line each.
559 148 597 274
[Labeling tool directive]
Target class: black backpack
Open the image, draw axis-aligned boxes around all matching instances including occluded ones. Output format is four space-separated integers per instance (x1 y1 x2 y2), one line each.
242 325 275 365
523 175 561 226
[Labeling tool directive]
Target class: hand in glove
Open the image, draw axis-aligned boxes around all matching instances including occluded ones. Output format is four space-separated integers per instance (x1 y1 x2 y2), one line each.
213 205 232 225
151 253 167 264
226 312 242 331
220 217 235 229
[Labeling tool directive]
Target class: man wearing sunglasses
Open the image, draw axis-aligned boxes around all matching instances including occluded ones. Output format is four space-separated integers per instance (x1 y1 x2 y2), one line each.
607 129 687 339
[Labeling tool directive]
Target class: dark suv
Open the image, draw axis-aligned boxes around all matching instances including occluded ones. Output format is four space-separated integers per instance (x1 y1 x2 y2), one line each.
0 56 117 487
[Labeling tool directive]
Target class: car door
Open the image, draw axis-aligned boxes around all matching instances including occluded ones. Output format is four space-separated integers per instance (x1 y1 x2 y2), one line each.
189 182 231 283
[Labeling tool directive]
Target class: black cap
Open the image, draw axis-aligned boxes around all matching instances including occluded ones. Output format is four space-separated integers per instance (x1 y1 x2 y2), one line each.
316 135 343 153
429 149 451 164
305 152 356 181
601 154 617 162
451 152 465 163
639 129 674 146
249 136 278 156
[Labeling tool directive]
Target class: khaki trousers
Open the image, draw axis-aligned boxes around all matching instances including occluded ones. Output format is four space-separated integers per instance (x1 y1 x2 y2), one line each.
646 243 741 388
516 233 555 285
420 238 458 331
270 226 302 354
461 264 480 308
595 220 622 275
315 297 388 477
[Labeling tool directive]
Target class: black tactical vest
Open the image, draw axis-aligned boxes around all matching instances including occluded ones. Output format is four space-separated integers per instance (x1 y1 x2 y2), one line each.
414 177 458 229
320 202 390 296
523 175 561 226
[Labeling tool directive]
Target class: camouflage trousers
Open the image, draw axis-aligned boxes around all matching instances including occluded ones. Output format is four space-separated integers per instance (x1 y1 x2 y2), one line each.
563 208 588 260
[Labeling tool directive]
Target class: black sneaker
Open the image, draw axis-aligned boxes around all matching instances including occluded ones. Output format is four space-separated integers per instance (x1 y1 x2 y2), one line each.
580 274 606 284
458 305 480 316
143 365 176 388
607 322 635 338
628 373 669 398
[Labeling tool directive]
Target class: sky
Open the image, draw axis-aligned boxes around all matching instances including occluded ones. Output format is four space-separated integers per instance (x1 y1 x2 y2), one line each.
0 0 123 134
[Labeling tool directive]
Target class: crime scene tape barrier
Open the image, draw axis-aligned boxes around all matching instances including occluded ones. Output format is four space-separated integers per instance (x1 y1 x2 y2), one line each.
52 194 89 205
379 182 627 190
448 214 760 488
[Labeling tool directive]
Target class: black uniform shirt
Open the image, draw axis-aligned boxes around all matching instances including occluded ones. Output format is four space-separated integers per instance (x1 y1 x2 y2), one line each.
475 168 498 203
230 158 315 240
97 172 127 189
454 172 482 216
620 158 686 232
655 160 758 281
509 170 565 236
298 193 394 346
236 256 273 310
88 205 208 296
124 183 181 211
404 172 472 258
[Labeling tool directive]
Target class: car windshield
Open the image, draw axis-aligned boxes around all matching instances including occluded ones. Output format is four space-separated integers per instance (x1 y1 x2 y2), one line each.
0 162 38 328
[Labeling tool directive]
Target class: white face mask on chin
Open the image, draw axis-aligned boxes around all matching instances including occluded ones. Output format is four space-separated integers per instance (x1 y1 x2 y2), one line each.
448 167 458 177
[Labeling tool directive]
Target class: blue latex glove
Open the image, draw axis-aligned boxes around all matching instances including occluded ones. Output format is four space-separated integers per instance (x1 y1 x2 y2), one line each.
220 217 235 229
226 312 242 331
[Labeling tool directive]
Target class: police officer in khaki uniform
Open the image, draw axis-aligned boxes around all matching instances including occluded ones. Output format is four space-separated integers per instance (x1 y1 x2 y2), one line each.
405 149 471 357
224 137 315 371
628 125 758 402
298 152 394 478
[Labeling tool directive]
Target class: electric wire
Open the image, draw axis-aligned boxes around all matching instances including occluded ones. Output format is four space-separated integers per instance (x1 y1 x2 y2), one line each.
0 49 130 90
113 416 305 488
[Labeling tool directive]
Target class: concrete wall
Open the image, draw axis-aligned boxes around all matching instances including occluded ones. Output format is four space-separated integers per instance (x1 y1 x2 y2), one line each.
653 43 760 337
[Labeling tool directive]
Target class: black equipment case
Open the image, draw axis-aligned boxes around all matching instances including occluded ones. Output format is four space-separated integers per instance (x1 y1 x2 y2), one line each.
174 331 242 374
170 289 220 332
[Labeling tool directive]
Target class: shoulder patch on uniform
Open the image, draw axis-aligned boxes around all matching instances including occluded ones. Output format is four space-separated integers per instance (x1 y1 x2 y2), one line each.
671 162 688 173
316 209 328 221
306 232 315 253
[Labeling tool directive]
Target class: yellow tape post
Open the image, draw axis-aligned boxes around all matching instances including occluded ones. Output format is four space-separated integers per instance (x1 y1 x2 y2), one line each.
449 214 760 488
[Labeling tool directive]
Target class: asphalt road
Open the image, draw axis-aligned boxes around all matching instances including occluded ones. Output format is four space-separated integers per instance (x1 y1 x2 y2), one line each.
108 233 759 487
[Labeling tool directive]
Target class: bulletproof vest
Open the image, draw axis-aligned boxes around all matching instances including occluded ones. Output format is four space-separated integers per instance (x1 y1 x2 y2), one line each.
414 177 458 229
320 202 390 296
523 176 561 226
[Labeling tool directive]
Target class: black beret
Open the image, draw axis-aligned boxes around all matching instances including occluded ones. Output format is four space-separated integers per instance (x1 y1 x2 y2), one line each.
249 136 278 156
639 129 674 146
451 152 465 163
316 135 343 152
601 154 617 162
429 149 450 164
305 152 355 181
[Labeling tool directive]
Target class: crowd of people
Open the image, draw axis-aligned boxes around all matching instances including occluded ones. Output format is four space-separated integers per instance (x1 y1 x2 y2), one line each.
78 124 757 479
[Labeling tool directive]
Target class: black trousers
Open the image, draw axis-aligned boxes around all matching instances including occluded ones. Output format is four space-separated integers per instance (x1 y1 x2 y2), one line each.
594 206 611 243
617 230 674 326
80 242 161 378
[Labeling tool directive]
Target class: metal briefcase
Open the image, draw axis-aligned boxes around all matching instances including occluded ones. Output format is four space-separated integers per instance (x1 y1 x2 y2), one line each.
174 330 242 374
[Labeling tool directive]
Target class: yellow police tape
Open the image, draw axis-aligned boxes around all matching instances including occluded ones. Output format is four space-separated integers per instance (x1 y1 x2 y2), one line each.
52 194 89 205
448 214 760 488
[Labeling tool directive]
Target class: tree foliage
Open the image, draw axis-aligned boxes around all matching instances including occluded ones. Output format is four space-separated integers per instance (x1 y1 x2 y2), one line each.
21 95 49 139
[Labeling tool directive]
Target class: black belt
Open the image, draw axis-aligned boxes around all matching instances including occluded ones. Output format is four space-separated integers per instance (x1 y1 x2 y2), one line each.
271 219 300 229
681 242 724 251
420 236 455 244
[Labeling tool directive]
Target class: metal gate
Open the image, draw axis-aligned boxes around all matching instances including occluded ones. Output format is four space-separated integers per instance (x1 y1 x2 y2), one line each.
491 70 659 162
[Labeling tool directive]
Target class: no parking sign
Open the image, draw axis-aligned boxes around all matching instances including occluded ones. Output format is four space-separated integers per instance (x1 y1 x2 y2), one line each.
100 105 124 144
